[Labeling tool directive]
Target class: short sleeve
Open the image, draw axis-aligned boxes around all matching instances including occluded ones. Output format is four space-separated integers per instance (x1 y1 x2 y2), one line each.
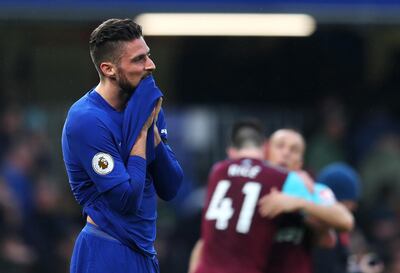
282 172 313 202
66 113 129 193
312 183 337 206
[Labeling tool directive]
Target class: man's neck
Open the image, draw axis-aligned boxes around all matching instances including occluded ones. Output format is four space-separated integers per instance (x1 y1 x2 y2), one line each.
95 81 129 111
235 148 264 160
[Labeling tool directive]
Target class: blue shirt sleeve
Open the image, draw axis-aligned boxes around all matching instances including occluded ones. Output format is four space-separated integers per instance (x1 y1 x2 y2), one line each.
65 113 131 193
282 172 313 202
312 183 336 206
282 173 337 206
156 108 168 142
103 156 146 214
150 141 183 201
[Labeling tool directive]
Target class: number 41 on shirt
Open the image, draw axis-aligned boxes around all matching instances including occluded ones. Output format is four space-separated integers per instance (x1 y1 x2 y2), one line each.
205 180 262 234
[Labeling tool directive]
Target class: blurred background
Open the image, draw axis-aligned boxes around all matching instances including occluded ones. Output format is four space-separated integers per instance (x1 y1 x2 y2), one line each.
0 0 400 272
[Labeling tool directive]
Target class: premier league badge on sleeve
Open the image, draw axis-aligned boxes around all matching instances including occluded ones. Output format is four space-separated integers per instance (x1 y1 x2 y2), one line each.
92 153 114 175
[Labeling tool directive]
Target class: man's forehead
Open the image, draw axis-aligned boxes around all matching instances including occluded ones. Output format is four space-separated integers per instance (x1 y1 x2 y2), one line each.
271 130 304 146
121 37 149 55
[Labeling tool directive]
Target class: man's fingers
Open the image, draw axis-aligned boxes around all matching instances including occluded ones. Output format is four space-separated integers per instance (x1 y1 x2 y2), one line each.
156 98 163 112
259 195 278 218
154 97 163 123
258 197 269 216
259 206 272 218
149 108 156 120
259 195 268 204
157 97 163 107
260 206 279 219
144 108 156 130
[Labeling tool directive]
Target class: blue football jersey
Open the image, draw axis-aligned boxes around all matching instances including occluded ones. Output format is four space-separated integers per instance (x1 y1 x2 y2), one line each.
62 89 167 256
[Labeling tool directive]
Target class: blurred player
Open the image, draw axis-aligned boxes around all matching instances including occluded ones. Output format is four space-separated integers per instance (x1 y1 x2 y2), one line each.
61 19 183 273
313 162 361 273
259 129 354 273
190 121 333 273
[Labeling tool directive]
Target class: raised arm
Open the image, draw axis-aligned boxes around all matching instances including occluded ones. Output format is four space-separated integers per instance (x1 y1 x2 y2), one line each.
66 108 157 215
103 109 156 214
150 106 184 201
258 172 354 232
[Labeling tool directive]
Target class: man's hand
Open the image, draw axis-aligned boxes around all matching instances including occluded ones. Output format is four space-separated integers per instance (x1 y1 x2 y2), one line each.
154 124 162 146
131 99 161 157
154 97 163 123
153 98 163 146
143 108 156 132
258 188 305 218
314 228 337 248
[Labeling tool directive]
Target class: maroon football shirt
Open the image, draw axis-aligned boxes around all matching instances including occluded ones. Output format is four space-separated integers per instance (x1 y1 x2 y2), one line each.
266 213 314 273
195 158 289 273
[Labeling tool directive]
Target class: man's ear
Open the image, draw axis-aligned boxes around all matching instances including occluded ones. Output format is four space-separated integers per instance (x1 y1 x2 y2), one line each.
298 159 304 170
226 147 237 159
262 140 270 160
99 62 116 79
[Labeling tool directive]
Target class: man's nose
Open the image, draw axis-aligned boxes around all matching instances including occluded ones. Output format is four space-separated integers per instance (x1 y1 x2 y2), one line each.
145 57 156 71
282 149 290 157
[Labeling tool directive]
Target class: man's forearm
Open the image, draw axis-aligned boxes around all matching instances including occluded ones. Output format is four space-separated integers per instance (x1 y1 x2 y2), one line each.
188 239 203 273
130 130 148 158
300 201 354 232
103 156 147 214
151 142 183 201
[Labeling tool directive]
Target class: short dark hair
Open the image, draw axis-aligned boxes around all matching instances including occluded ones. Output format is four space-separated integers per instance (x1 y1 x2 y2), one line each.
230 119 264 149
89 18 143 75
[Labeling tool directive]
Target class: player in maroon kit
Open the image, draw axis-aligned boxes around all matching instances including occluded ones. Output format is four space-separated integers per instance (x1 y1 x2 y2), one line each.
190 121 333 273
259 129 354 273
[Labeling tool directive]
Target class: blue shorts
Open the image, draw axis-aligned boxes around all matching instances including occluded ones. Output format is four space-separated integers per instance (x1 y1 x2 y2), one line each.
70 223 160 273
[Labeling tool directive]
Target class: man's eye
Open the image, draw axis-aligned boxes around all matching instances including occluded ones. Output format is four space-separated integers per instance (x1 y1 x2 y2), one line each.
291 146 300 153
276 143 284 149
133 56 146 62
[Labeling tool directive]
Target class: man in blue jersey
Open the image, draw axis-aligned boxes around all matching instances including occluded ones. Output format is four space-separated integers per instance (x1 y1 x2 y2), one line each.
61 18 183 273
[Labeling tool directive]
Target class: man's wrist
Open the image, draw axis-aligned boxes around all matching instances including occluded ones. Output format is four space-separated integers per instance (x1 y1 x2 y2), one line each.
298 198 310 212
154 126 162 146
130 130 148 157
139 129 148 139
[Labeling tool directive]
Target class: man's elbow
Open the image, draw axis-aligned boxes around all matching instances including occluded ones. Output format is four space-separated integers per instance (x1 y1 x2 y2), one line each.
158 183 182 201
118 186 144 214
158 169 184 201
345 214 355 231
119 198 142 215
338 213 354 232
158 192 176 202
